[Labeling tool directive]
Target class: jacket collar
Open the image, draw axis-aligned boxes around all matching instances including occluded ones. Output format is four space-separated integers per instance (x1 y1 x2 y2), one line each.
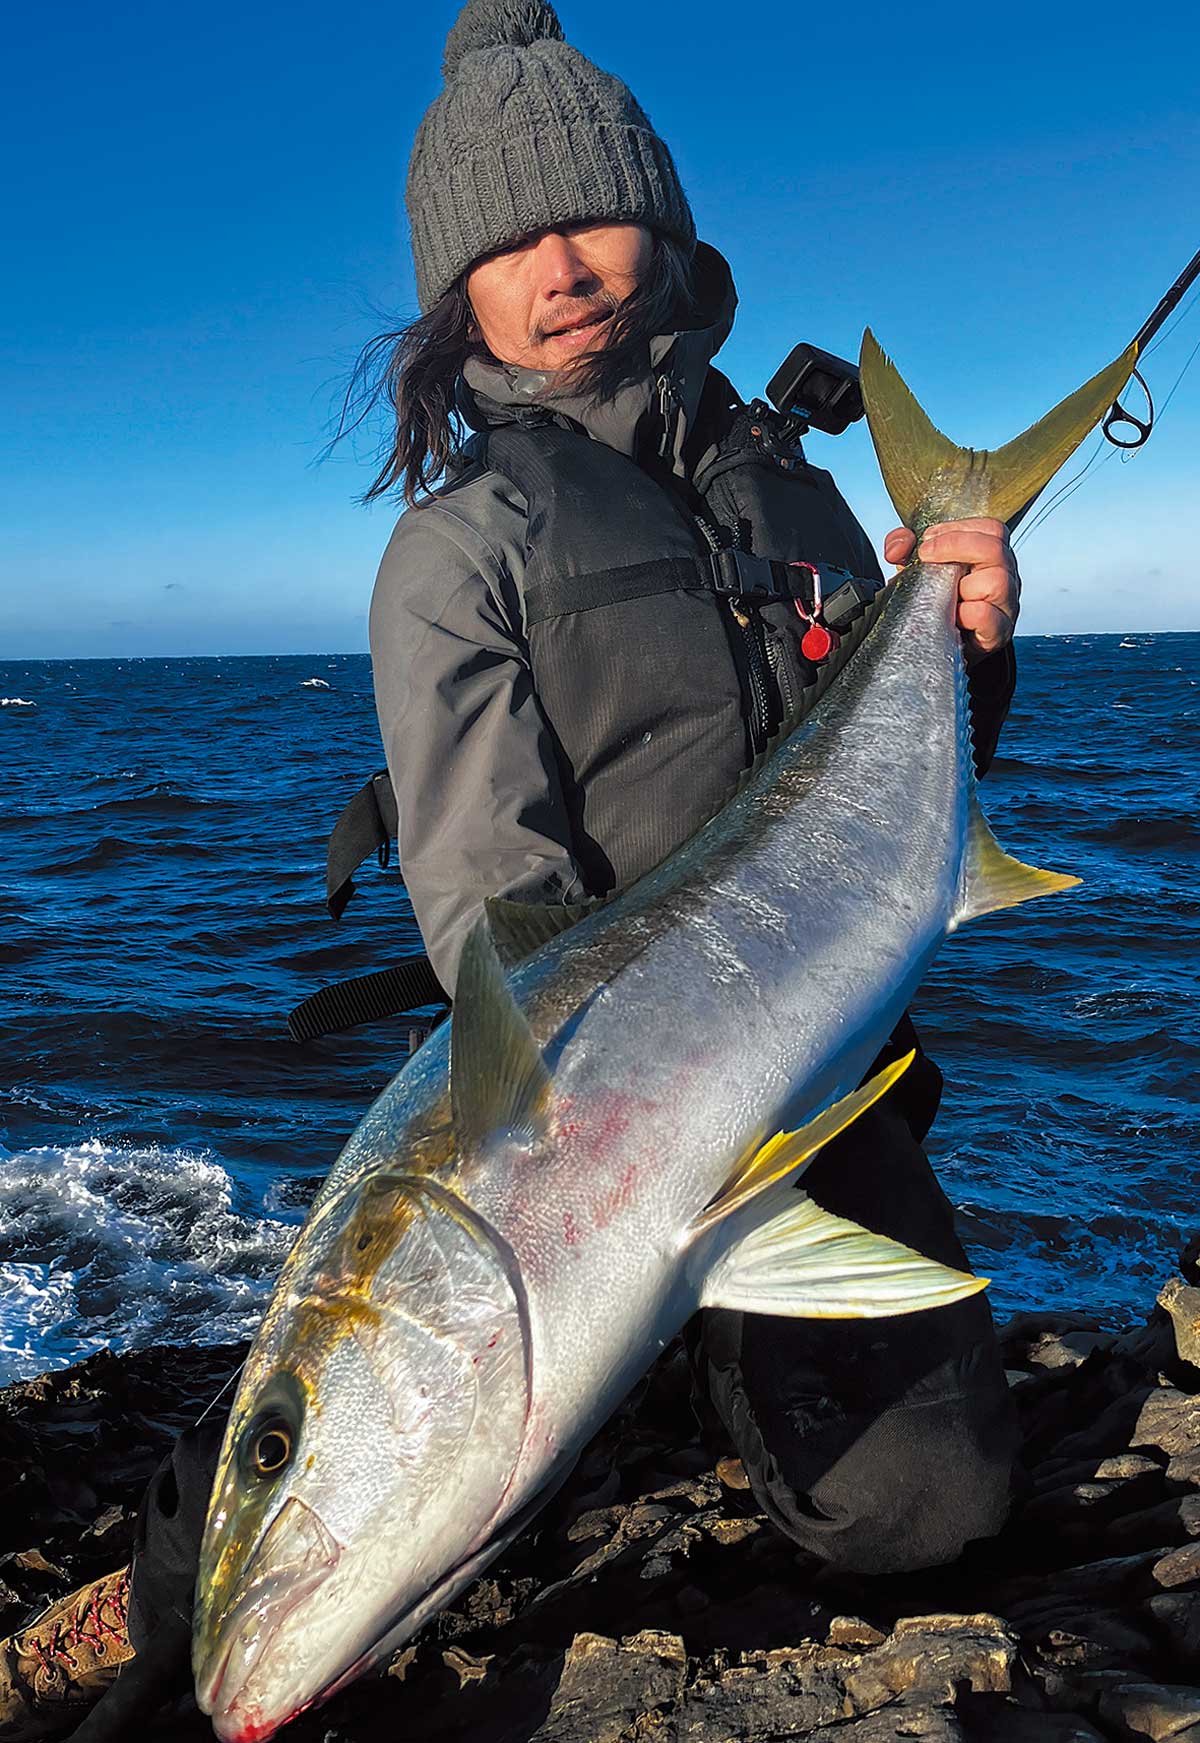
458 242 737 469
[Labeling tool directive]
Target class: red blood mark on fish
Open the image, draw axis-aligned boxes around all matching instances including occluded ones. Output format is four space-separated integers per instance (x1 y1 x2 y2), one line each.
593 1163 637 1230
562 1210 580 1247
595 1101 632 1150
558 1094 582 1142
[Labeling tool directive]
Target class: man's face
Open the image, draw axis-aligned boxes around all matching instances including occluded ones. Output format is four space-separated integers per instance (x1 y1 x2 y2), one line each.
466 221 654 372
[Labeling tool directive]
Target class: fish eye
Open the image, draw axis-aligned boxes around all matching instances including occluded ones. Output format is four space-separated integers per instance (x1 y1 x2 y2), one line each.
245 1417 294 1479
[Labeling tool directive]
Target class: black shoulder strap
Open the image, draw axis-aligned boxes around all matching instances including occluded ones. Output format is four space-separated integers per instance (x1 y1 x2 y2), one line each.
326 770 399 920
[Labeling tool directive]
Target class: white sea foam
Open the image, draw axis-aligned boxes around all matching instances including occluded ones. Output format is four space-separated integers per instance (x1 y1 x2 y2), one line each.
300 677 331 689
1 697 37 710
0 1139 296 1384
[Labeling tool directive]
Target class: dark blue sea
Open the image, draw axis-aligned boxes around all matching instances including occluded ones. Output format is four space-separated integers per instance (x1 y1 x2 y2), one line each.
1 640 1197 1383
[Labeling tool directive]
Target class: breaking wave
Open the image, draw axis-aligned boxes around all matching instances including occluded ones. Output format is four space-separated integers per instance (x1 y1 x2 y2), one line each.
0 1140 296 1384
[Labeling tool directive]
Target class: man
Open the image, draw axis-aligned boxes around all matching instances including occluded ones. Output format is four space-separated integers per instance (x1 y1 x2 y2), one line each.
0 1 1020 1735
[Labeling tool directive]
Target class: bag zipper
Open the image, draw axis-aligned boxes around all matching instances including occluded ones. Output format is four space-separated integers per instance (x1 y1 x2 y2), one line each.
764 622 795 720
658 371 779 753
690 509 774 753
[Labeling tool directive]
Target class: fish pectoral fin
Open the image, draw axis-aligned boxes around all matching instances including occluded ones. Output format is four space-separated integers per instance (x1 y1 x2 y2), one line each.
953 791 1080 928
699 1187 987 1319
452 919 552 1149
691 1053 915 1237
859 330 1138 526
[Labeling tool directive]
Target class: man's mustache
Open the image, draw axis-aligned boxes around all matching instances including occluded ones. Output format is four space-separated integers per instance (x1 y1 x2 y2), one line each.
529 291 620 345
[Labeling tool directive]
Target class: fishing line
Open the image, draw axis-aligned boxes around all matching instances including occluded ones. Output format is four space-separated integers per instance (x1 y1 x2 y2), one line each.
1150 332 1200 422
1013 436 1111 547
192 1359 246 1427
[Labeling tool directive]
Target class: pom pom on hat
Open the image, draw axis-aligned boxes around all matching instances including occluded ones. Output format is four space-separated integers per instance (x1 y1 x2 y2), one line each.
442 0 565 78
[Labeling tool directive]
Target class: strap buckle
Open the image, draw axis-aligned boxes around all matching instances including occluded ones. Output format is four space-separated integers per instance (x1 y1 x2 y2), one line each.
709 548 789 599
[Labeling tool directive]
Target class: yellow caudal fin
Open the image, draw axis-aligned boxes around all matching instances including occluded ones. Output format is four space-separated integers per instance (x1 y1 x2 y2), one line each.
690 1052 915 1237
859 331 1138 529
952 791 1080 929
699 1187 987 1318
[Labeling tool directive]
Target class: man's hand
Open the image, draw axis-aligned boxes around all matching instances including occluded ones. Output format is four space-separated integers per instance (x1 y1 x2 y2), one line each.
882 518 1020 666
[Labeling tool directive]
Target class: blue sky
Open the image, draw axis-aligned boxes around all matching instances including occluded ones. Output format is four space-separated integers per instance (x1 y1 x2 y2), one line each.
3 0 1198 657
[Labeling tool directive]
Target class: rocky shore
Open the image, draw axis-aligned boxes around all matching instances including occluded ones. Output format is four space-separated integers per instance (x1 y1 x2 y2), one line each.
4 1251 1200 1742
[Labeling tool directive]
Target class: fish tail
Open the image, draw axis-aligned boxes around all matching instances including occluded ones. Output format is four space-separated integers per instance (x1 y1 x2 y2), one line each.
859 331 1138 529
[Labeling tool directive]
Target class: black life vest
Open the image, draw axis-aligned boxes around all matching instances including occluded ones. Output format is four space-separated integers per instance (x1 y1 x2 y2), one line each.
485 392 884 896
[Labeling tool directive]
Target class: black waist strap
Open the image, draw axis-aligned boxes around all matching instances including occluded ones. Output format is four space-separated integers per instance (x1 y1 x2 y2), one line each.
287 956 447 1043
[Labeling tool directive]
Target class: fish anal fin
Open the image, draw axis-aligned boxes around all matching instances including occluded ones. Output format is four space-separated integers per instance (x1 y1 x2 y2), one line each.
692 1052 915 1238
954 792 1080 928
699 1189 988 1319
860 330 1138 528
452 920 552 1150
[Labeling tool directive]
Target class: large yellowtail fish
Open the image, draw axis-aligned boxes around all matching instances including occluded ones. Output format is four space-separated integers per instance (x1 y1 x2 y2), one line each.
193 336 1136 1741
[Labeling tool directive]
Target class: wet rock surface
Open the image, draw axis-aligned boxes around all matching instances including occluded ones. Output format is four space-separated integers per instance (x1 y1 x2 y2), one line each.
4 1260 1200 1741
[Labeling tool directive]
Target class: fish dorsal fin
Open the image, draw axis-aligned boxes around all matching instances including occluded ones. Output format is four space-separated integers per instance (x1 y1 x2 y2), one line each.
452 920 552 1149
953 791 1079 929
860 331 1138 528
484 893 613 969
699 1186 986 1319
691 1052 914 1237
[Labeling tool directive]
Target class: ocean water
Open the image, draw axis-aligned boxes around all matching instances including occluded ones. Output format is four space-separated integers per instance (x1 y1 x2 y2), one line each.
1 640 1196 1383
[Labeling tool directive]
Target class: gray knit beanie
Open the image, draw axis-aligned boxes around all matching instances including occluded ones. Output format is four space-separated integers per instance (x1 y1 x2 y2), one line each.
406 0 696 312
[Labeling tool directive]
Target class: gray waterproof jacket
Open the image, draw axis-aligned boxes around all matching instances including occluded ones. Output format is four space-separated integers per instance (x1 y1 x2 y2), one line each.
370 252 1015 997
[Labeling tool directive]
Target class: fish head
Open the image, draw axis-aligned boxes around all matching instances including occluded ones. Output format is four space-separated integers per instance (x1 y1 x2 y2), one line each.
193 1164 531 1742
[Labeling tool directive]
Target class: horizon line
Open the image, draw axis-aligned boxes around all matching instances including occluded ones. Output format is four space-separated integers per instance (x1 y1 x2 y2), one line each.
3 627 1197 665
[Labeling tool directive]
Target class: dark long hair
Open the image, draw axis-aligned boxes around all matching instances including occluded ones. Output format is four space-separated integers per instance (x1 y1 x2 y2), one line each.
335 235 696 507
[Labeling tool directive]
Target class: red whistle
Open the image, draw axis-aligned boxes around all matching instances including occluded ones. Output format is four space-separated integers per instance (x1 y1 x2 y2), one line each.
790 560 839 663
801 620 837 661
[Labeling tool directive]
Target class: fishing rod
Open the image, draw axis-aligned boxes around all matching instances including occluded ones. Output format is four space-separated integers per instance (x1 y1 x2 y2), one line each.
1009 240 1200 534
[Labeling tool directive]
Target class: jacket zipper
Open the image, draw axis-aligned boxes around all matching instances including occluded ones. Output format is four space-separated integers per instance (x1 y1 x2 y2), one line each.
656 373 682 467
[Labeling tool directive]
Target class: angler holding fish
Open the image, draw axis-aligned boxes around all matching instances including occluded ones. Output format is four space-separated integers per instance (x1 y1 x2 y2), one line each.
0 2 1134 1738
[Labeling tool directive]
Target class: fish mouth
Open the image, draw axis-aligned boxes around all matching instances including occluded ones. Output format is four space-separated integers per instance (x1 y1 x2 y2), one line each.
195 1497 342 1739
201 1462 577 1741
195 1505 504 1741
